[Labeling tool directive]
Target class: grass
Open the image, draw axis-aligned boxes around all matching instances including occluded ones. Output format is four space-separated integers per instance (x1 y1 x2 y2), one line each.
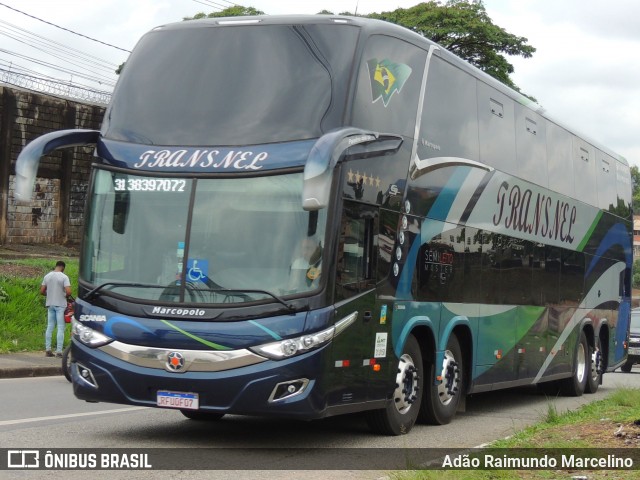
0 258 78 353
394 388 640 479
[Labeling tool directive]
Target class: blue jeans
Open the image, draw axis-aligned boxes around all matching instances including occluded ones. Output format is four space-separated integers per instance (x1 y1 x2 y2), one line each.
45 306 65 353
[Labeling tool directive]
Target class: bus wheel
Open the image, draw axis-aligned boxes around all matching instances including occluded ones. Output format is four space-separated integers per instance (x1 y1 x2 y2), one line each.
365 334 423 435
620 361 633 373
585 336 601 394
560 330 589 397
419 334 463 425
61 345 72 383
180 410 225 421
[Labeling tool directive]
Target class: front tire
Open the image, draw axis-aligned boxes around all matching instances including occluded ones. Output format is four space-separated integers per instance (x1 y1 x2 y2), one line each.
365 334 423 435
418 334 464 425
560 330 589 396
620 361 633 373
61 345 72 383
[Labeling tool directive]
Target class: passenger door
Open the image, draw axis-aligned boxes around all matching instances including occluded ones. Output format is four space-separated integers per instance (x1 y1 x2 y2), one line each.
327 200 379 406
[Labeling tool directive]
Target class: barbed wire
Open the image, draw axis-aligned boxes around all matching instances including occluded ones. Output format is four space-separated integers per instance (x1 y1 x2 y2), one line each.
0 68 110 105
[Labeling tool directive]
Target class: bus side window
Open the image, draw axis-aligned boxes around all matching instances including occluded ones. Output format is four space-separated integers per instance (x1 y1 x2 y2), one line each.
336 202 376 301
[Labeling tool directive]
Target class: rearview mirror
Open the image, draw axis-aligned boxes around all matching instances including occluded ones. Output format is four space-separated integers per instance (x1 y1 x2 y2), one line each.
14 129 100 203
302 128 402 211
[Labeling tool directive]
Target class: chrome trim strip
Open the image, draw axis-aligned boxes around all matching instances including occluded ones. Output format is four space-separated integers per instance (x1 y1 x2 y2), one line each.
334 311 358 337
411 44 438 164
268 378 310 403
99 341 267 372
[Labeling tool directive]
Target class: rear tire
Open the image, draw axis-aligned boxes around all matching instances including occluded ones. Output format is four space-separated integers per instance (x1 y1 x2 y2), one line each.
180 410 225 421
585 336 601 393
559 330 589 396
418 334 464 425
365 334 423 435
620 361 633 373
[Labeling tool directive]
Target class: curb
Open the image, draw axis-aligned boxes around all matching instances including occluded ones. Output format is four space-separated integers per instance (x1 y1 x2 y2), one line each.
0 366 62 379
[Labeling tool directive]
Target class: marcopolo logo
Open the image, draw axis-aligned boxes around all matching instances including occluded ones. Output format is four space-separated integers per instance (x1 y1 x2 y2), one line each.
150 307 206 317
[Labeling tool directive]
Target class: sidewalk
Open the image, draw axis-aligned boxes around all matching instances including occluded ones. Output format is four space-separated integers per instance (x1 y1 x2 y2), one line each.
0 351 63 378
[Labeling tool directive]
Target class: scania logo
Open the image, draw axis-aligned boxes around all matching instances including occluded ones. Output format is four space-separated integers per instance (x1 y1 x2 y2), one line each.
166 352 185 372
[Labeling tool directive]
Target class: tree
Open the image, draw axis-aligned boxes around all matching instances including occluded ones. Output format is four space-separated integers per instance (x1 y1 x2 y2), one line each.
183 5 264 20
366 1 535 93
118 1 535 95
631 165 640 213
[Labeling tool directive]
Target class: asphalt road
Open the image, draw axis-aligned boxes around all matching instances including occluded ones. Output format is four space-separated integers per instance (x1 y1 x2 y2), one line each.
1 368 639 479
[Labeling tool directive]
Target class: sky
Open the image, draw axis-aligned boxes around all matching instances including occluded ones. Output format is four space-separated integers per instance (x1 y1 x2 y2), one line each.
1 0 638 167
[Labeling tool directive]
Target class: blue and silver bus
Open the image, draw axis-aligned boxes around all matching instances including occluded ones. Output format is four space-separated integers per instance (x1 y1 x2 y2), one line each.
15 15 632 435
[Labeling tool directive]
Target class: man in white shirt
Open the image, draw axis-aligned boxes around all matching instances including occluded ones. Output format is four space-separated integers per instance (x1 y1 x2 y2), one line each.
40 260 72 357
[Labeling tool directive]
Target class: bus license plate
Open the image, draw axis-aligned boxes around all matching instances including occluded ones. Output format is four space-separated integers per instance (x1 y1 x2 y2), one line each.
157 390 199 410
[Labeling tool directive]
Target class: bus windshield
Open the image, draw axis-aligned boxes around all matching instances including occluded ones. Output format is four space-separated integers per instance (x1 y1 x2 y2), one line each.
81 169 327 304
101 23 359 146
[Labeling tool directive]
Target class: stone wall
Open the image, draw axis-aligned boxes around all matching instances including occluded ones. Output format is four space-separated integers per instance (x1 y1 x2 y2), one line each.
0 85 105 245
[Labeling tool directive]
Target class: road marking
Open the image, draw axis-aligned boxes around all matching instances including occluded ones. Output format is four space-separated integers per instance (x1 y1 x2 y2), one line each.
0 406 147 426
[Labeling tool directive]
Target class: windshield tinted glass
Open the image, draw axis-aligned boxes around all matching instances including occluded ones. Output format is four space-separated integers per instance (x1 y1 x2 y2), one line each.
632 312 640 330
102 23 358 146
81 169 327 304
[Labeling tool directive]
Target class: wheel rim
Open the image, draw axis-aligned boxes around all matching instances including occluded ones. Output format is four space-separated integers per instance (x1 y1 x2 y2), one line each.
576 342 586 383
392 353 419 414
437 349 459 406
590 348 600 382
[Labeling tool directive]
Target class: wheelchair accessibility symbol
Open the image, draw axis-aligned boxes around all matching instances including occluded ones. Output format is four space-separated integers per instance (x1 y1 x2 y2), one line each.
186 259 208 283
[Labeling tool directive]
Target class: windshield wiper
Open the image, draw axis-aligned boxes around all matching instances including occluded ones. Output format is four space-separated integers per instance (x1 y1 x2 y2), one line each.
205 288 295 312
84 282 163 300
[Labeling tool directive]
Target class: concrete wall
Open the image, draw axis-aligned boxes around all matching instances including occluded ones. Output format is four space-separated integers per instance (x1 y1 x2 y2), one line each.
0 85 105 245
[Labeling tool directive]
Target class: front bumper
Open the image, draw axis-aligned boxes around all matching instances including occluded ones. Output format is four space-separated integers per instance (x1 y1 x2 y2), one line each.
71 339 331 419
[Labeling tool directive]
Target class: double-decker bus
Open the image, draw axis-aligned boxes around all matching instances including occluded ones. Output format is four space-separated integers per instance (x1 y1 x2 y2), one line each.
15 15 632 435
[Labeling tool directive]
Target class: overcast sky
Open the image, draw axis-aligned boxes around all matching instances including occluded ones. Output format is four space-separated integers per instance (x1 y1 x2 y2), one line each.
1 0 638 167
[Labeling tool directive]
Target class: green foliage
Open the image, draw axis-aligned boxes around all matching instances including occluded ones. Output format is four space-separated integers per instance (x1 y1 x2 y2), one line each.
184 6 264 20
367 1 536 95
631 165 640 212
634 259 640 289
0 259 77 353
543 402 560 424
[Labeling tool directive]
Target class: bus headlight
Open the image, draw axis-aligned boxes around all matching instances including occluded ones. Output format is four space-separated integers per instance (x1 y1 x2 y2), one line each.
250 311 357 360
72 319 113 347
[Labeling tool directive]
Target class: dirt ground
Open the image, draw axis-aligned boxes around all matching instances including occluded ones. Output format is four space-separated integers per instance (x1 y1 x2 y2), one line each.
0 243 79 259
0 243 80 277
536 420 640 448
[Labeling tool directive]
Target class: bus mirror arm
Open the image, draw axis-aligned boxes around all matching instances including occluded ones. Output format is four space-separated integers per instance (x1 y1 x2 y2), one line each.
14 129 100 203
302 128 403 211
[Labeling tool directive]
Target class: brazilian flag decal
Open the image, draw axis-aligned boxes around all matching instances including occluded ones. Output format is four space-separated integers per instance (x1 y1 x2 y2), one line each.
367 58 412 107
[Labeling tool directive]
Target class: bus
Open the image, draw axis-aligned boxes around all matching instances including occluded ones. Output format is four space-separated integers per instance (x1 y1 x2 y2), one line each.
15 15 632 435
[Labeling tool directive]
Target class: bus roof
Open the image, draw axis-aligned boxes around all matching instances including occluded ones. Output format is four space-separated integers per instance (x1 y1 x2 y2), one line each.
142 14 626 166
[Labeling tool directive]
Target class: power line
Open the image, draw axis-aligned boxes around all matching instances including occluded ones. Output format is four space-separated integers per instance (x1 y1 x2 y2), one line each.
0 1 131 53
0 58 110 92
0 23 118 77
0 19 120 71
0 48 116 87
0 68 111 104
191 0 223 12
